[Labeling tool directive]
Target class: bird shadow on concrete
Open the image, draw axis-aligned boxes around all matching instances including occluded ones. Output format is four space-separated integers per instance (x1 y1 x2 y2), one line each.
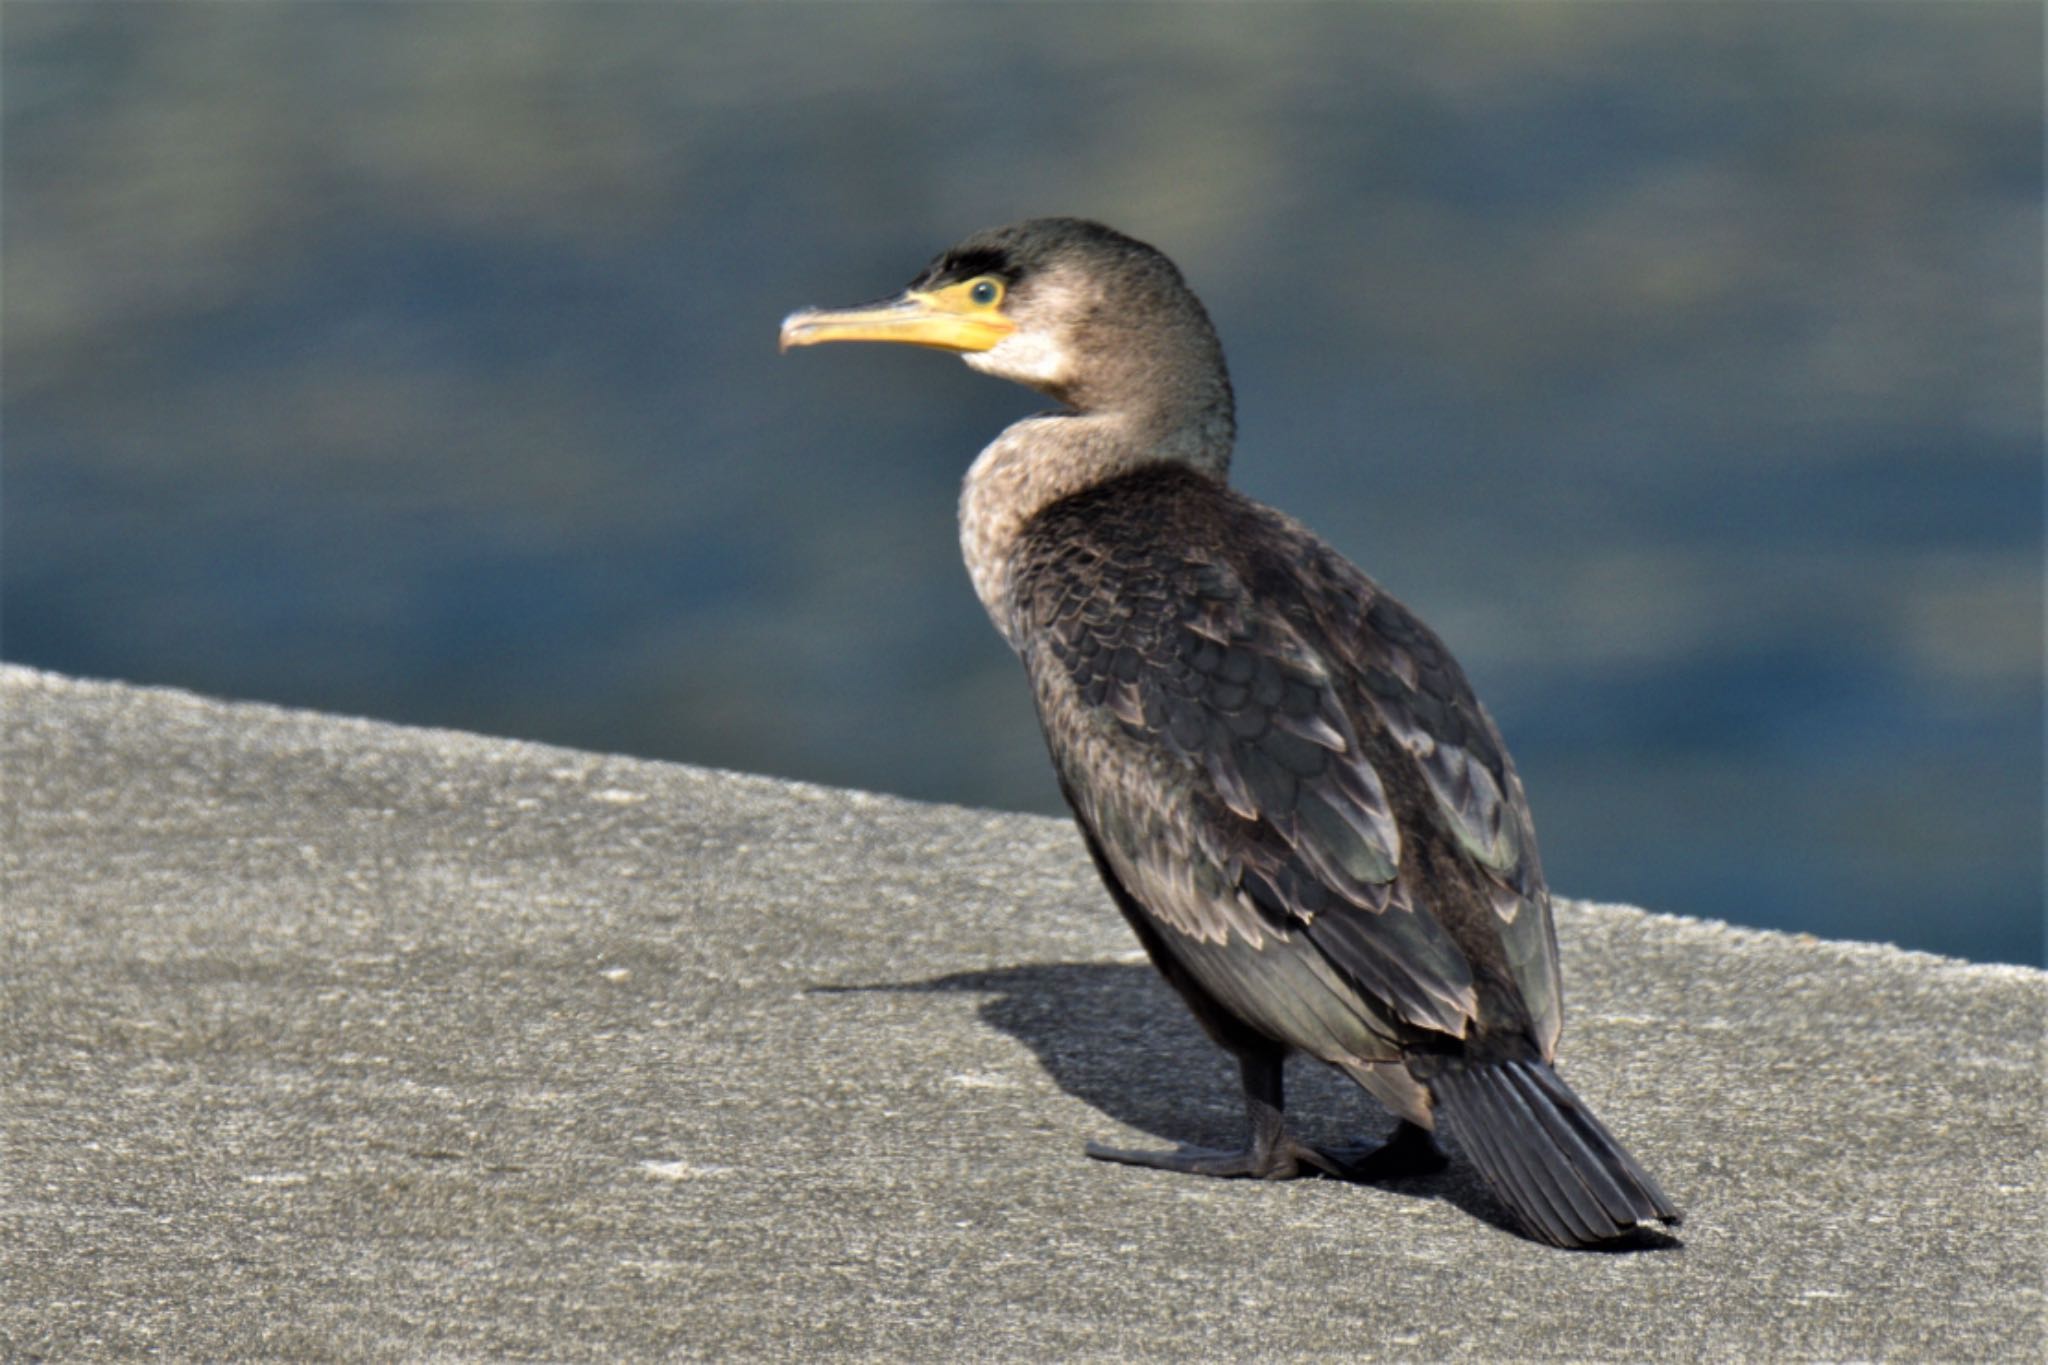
813 961 1678 1253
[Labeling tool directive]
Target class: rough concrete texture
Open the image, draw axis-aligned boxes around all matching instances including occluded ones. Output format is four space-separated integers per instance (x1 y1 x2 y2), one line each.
2 664 2042 1360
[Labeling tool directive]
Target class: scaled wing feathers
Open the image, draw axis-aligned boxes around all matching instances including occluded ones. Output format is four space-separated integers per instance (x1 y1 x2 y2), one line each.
1012 469 1566 1045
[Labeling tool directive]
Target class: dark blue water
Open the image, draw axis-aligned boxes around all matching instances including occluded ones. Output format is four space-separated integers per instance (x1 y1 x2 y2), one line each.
6 3 2041 964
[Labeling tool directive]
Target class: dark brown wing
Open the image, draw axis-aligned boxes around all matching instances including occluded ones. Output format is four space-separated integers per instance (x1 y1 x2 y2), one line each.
1290 532 1563 1053
1011 465 1561 1057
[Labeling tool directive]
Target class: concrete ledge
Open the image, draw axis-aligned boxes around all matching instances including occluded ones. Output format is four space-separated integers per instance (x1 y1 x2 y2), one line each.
3 664 2042 1359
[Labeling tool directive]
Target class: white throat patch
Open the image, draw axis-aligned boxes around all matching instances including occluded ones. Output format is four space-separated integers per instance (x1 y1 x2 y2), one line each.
963 329 1072 390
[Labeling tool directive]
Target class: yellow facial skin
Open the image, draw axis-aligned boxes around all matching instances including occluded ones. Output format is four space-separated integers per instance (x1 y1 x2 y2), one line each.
780 275 1015 354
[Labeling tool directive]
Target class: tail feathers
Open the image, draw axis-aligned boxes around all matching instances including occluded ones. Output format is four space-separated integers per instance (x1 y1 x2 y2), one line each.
1429 1057 1680 1248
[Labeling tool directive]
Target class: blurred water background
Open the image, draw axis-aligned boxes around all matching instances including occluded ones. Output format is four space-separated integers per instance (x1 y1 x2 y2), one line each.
5 3 2040 964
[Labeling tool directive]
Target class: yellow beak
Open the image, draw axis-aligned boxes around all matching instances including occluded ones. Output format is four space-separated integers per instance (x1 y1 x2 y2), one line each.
779 287 1015 354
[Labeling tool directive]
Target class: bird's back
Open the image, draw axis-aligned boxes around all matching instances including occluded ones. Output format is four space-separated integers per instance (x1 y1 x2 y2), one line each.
1006 462 1565 1083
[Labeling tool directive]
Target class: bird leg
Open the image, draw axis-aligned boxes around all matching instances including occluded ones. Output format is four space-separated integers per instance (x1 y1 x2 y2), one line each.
1085 1051 1350 1180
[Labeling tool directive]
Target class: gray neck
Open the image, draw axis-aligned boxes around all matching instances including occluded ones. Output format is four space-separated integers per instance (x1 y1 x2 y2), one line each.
959 408 1232 649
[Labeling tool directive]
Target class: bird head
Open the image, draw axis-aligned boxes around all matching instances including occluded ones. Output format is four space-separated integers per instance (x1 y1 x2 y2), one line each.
781 218 1233 448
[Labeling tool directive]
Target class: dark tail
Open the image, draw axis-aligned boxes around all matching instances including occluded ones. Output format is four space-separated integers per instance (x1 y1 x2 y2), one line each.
1428 1056 1681 1248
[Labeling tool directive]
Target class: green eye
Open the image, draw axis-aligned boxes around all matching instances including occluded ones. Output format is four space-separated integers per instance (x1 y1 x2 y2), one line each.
970 279 1001 306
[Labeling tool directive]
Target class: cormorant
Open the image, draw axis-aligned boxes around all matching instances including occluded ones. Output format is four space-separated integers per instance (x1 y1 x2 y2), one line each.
780 218 1679 1248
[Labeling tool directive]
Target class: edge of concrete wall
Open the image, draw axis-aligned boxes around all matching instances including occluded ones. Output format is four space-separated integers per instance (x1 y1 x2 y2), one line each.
5 664 2043 1359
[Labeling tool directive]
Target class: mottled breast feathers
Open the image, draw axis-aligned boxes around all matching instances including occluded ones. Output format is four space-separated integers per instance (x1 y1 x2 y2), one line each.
1010 463 1562 1053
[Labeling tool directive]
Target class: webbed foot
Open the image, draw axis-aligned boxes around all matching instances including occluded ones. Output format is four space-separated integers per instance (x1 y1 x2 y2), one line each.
1084 1134 1346 1180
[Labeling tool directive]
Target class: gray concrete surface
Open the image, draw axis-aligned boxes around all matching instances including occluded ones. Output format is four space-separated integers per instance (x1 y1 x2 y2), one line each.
3 664 2042 1360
